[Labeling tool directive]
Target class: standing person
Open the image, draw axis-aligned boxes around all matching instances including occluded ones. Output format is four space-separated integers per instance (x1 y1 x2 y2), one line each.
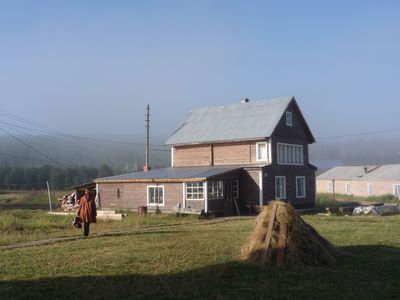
77 189 97 237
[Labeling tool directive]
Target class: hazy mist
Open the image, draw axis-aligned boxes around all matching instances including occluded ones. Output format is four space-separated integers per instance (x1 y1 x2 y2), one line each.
1 1 400 170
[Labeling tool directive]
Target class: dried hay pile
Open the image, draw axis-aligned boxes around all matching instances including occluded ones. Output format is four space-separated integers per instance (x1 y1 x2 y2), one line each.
241 200 339 266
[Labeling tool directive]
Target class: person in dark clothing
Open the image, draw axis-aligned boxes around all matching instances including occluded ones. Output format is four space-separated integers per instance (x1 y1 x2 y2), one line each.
77 189 97 236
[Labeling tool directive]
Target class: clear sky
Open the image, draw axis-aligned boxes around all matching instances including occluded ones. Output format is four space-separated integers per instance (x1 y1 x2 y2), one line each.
1 0 399 140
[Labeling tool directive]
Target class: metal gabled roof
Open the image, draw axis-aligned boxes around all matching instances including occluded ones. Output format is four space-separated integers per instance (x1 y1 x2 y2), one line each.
95 165 248 183
362 165 400 181
317 164 400 181
317 166 375 180
165 97 294 146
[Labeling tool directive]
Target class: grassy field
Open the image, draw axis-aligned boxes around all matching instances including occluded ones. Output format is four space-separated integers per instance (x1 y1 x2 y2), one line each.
1 191 399 299
1 213 399 299
0 191 198 245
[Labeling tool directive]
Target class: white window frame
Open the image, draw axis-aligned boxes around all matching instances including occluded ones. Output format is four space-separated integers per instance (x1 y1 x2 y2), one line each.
345 183 351 194
256 141 269 162
367 183 374 196
186 181 204 200
147 186 165 206
286 111 293 126
393 184 400 198
277 143 303 165
327 181 333 193
275 176 286 199
208 181 224 200
233 180 239 199
296 176 306 198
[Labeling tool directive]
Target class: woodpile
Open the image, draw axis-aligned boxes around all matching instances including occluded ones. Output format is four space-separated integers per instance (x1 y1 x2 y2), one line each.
241 201 340 266
57 192 78 211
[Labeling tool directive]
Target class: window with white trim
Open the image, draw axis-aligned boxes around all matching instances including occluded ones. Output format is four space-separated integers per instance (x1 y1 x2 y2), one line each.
286 111 293 126
327 181 333 193
233 180 239 199
367 183 374 196
275 176 286 199
296 176 306 198
186 181 204 200
277 143 303 165
256 142 269 161
345 183 351 194
208 181 224 199
147 186 164 206
393 184 400 198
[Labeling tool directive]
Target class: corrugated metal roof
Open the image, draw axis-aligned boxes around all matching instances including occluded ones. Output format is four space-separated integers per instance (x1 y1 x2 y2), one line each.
317 164 400 181
363 165 400 181
95 166 246 182
165 97 294 146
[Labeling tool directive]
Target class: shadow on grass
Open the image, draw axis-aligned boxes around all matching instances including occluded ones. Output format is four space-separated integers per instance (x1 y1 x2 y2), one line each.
1 245 399 300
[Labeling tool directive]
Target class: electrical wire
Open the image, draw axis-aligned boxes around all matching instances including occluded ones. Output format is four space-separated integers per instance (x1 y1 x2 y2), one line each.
318 128 400 140
0 152 55 163
0 127 65 167
0 109 165 146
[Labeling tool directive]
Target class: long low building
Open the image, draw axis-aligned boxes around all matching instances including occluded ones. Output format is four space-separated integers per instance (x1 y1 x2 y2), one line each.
317 164 400 197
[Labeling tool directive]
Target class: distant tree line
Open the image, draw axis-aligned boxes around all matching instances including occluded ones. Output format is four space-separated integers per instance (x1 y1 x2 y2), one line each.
0 164 114 190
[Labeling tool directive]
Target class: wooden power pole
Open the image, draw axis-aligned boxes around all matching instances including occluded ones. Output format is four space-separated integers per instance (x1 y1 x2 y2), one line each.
144 105 151 171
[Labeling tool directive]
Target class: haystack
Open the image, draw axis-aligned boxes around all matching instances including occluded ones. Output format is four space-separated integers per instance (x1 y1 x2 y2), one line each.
241 201 339 266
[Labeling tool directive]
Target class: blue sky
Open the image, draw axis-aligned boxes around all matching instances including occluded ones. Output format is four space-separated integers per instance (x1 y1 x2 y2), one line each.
0 0 399 139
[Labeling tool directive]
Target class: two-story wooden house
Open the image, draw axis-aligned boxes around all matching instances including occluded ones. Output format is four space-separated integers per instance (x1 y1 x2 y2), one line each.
94 96 316 214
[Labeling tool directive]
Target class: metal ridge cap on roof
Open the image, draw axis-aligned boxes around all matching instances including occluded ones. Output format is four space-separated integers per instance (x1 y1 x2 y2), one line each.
189 96 293 113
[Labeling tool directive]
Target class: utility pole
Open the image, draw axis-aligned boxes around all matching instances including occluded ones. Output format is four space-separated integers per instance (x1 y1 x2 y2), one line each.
144 104 151 171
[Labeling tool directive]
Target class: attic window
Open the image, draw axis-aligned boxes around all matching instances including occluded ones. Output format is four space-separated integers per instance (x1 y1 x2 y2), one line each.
286 111 292 126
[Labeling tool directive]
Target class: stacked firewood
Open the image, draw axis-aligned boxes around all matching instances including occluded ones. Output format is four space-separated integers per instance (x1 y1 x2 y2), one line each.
57 192 78 211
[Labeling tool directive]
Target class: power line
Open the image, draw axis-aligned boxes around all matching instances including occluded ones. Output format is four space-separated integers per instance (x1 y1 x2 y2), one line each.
317 128 400 140
0 127 64 167
0 109 165 146
0 152 55 163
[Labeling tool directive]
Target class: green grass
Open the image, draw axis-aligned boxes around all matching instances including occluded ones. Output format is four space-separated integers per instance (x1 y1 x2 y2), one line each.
0 190 65 210
0 191 199 245
1 214 399 299
0 210 198 245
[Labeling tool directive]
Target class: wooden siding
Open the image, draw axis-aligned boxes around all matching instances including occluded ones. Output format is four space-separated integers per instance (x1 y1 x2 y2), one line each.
263 164 315 209
98 182 183 211
214 142 252 165
317 179 400 197
272 101 311 141
173 144 211 167
240 169 261 208
208 170 242 214
185 199 204 210
173 140 266 167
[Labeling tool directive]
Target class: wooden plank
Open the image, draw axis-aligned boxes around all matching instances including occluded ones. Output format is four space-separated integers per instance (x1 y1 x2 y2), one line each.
233 198 240 216
260 203 278 265
276 222 288 267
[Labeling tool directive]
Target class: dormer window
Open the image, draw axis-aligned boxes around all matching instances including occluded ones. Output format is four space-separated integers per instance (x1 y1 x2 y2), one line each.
256 142 269 162
286 111 292 126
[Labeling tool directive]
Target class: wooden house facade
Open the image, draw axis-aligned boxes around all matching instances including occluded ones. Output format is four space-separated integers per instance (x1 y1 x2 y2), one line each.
94 97 317 214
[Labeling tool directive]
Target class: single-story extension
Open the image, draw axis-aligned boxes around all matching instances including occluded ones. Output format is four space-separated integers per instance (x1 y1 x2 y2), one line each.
317 164 400 197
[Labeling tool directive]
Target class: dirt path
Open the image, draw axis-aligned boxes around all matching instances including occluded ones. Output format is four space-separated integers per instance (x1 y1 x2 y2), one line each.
0 216 253 251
